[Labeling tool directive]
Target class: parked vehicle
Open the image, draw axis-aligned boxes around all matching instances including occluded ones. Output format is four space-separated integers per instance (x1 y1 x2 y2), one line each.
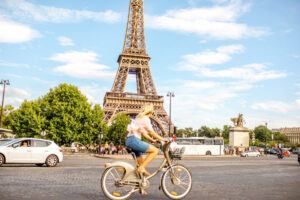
0 138 63 167
277 148 290 159
0 139 12 145
298 152 300 165
241 151 260 157
267 149 279 154
292 149 300 154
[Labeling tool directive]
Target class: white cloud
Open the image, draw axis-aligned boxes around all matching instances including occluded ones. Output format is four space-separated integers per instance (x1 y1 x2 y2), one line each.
50 51 115 79
252 100 300 113
179 44 244 70
0 86 30 107
0 17 40 43
0 87 30 97
211 0 229 3
0 60 29 68
169 79 253 112
79 84 108 105
57 36 74 46
181 81 219 90
198 63 286 82
296 99 300 107
291 54 300 59
2 0 121 23
146 0 269 40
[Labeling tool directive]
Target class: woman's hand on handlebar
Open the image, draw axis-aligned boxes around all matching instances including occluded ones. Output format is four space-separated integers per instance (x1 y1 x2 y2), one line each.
163 138 170 143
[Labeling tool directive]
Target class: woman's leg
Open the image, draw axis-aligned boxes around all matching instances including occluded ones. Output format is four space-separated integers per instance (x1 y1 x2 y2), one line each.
137 145 159 174
137 156 144 166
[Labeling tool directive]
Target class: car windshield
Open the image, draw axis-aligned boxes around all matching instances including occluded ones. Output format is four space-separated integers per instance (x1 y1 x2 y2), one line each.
0 139 21 146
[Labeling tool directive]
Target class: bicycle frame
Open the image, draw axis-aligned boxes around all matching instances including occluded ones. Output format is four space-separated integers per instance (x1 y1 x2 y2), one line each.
104 141 179 192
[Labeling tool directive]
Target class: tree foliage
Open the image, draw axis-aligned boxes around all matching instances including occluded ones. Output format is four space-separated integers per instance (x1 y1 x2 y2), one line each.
6 84 106 145
2 104 15 129
253 125 291 147
106 113 131 145
176 126 221 138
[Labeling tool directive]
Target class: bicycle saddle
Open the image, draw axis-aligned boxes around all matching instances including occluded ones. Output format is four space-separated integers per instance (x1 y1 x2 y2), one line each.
126 147 134 153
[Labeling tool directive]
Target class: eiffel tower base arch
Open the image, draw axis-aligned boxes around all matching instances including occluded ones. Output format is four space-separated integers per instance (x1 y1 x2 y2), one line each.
103 92 172 136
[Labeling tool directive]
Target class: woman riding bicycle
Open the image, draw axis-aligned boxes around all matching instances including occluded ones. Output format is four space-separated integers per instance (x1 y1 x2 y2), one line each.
126 104 169 176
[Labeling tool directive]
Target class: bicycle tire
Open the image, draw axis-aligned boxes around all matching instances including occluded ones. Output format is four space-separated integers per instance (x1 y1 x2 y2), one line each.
101 166 134 200
161 164 192 199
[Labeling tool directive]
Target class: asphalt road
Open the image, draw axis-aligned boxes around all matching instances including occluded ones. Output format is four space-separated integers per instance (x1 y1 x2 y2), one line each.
0 154 299 200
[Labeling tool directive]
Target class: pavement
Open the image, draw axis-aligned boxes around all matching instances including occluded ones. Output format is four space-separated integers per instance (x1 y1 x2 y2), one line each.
63 151 245 159
1 154 299 200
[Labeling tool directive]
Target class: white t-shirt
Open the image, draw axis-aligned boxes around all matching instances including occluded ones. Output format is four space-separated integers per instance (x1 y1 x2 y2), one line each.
127 116 154 139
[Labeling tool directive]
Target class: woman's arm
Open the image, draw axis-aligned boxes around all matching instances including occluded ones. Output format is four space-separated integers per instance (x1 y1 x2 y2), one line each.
141 131 156 143
147 129 169 142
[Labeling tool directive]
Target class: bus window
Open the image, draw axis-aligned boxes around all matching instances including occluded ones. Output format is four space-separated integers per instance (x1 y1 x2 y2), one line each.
214 139 223 145
193 139 201 145
204 139 213 145
177 139 192 145
197 139 205 145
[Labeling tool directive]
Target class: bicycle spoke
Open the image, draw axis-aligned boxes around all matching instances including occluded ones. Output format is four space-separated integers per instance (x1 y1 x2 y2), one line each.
162 165 192 199
109 172 117 181
180 181 189 186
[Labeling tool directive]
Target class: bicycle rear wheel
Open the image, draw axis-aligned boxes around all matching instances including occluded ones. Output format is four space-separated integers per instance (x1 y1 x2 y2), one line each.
161 164 192 199
101 166 134 200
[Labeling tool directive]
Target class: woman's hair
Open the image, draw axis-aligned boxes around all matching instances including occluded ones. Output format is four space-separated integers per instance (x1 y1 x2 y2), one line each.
136 104 154 118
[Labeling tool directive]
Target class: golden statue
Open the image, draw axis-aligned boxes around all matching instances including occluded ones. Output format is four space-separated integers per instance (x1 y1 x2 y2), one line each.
230 114 245 127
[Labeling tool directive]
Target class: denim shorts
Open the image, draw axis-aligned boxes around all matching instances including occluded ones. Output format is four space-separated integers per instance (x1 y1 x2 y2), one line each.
126 136 150 158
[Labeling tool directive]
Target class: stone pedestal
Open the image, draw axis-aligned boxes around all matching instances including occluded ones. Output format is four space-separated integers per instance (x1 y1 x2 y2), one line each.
229 127 249 152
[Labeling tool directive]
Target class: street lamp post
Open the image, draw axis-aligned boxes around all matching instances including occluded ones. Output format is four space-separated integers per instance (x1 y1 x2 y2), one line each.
0 80 10 128
166 92 175 137
98 128 103 155
265 122 268 150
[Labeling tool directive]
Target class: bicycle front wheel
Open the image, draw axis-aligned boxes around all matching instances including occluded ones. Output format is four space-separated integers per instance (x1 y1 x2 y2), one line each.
101 166 135 200
161 164 192 200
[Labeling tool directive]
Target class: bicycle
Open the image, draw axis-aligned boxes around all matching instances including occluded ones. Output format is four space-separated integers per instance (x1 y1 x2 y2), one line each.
101 139 192 200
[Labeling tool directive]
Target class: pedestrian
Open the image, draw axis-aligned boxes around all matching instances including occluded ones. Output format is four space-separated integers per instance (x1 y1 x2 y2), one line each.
104 142 109 155
109 141 114 154
100 146 105 154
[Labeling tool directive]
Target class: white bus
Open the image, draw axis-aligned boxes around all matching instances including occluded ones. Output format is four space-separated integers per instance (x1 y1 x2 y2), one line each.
176 137 224 156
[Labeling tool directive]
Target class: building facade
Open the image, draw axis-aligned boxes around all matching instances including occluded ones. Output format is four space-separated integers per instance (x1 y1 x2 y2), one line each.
279 127 300 144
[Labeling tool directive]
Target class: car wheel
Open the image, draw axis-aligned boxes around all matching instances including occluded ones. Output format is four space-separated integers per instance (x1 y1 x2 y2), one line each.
0 154 4 166
36 164 44 167
245 154 248 157
206 151 212 156
46 155 58 167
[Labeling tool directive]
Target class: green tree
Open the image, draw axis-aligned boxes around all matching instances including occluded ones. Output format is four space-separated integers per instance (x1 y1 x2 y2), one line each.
176 127 196 137
107 113 131 145
8 100 44 138
222 125 231 139
200 126 215 137
7 83 105 145
2 104 15 129
254 125 272 142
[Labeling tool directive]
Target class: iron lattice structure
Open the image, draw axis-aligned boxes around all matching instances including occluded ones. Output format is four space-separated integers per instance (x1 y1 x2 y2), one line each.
103 0 172 136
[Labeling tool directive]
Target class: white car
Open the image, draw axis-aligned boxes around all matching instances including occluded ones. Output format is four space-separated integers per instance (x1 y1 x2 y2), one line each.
0 139 12 145
0 138 63 167
241 151 261 157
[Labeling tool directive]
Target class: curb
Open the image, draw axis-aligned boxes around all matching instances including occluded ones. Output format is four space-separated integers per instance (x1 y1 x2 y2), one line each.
91 154 243 160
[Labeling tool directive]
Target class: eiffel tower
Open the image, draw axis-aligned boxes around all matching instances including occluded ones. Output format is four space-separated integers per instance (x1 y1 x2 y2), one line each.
103 0 171 136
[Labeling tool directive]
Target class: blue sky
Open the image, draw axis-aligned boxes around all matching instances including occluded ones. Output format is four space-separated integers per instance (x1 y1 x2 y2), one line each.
0 0 299 129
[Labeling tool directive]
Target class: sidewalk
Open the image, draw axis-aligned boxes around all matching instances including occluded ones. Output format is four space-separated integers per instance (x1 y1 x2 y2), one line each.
91 154 243 160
